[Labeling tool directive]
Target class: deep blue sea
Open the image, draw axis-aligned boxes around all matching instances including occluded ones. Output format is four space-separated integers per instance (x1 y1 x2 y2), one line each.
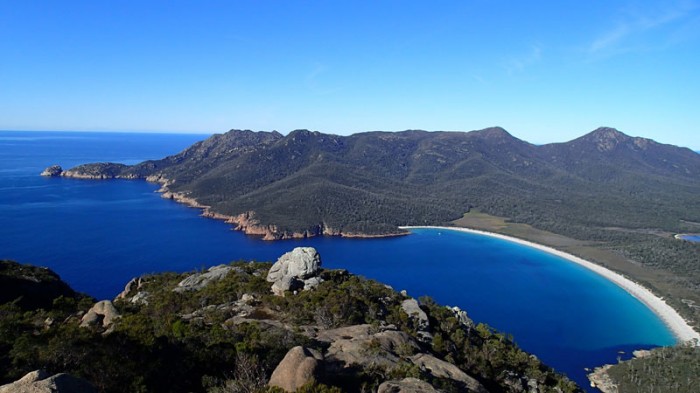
0 131 675 390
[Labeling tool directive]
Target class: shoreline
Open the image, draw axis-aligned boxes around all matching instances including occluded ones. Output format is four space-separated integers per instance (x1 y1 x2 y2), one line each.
674 233 700 242
159 188 407 241
400 225 700 344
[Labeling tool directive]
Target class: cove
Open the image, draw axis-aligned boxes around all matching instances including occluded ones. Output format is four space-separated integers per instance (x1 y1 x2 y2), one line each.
678 234 700 243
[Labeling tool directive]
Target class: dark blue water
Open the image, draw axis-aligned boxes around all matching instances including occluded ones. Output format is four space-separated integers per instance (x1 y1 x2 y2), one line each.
0 131 675 390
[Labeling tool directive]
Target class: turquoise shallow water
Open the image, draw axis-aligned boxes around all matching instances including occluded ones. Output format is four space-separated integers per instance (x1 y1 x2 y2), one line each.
0 131 676 390
680 234 700 243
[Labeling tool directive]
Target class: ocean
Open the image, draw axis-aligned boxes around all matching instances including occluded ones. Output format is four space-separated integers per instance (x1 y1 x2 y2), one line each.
0 130 675 391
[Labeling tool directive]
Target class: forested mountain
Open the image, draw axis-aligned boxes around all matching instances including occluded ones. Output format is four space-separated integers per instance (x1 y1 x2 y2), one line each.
54 127 700 241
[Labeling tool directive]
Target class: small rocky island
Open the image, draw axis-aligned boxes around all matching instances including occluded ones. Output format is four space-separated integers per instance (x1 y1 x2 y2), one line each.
40 165 63 177
0 249 581 393
41 163 130 180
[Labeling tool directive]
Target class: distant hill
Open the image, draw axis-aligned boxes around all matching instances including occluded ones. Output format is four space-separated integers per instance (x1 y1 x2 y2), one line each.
53 127 700 241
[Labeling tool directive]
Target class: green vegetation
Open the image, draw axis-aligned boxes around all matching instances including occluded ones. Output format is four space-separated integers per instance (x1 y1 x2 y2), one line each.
0 260 89 310
0 260 581 392
64 128 700 240
605 343 700 393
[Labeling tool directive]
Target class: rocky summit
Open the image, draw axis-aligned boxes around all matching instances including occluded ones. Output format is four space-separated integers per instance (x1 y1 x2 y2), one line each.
0 250 581 393
0 370 96 393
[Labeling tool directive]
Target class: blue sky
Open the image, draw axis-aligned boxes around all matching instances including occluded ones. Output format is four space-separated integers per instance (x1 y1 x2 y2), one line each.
1 1 698 149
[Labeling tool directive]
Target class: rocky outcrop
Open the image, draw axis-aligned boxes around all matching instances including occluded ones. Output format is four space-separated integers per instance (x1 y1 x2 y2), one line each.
182 294 257 323
318 324 418 372
401 298 432 342
313 323 489 391
174 265 240 292
116 277 141 299
377 378 440 393
80 300 120 329
40 165 63 177
115 277 149 304
411 353 489 393
401 299 429 330
587 364 617 393
266 247 323 296
448 305 474 328
268 346 324 392
0 370 96 393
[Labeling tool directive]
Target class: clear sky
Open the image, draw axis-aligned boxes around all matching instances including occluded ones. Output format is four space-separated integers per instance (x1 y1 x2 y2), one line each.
1 1 698 149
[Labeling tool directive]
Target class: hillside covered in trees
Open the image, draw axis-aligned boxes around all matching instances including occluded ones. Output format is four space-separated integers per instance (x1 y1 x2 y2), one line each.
591 343 700 393
53 127 700 242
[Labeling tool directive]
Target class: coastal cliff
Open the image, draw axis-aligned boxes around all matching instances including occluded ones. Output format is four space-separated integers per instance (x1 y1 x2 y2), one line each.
0 252 581 393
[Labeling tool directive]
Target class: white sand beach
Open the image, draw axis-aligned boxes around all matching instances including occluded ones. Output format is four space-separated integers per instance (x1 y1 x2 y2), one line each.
400 226 700 344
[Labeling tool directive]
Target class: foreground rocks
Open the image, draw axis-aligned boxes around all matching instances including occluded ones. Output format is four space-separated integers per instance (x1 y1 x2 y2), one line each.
307 323 490 393
268 346 324 391
411 353 488 393
0 370 96 393
174 264 239 292
378 378 440 393
80 300 120 329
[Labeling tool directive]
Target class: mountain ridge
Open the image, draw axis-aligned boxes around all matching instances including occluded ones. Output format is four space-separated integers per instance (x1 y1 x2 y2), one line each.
45 126 700 241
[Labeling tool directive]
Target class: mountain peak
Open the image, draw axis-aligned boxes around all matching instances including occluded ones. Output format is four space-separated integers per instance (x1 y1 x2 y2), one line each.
287 129 324 140
589 127 628 138
582 127 632 152
472 126 513 139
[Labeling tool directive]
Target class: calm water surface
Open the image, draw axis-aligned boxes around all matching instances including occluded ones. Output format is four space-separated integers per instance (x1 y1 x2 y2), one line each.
0 131 676 390
680 235 700 243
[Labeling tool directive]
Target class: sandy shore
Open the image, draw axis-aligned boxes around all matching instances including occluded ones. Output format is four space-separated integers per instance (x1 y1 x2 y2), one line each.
400 226 700 344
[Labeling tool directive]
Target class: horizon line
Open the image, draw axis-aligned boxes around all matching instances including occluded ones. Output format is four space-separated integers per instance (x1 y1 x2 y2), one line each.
2 128 698 151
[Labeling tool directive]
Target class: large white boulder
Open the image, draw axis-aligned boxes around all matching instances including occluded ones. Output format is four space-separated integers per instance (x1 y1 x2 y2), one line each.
267 248 323 296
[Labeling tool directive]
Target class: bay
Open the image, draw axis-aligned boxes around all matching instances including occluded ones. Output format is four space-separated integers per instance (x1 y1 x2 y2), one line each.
680 235 700 243
0 130 676 390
